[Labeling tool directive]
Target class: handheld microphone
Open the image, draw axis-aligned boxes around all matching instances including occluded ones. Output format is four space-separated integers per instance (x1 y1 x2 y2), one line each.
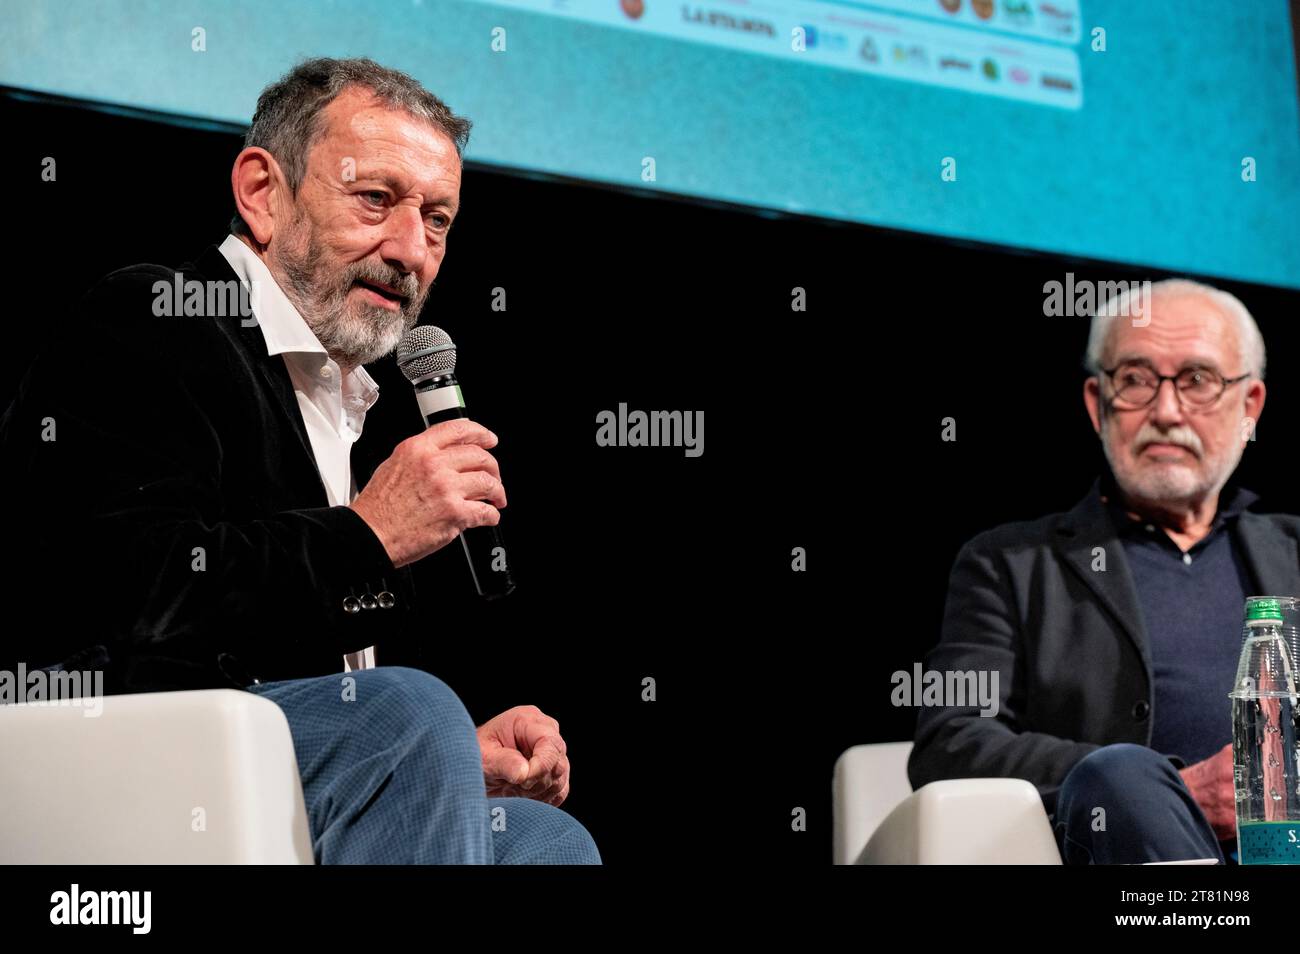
396 325 516 600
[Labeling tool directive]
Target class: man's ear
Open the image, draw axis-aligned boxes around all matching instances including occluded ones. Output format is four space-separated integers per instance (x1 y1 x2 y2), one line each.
231 147 284 248
1242 379 1266 444
1083 375 1103 436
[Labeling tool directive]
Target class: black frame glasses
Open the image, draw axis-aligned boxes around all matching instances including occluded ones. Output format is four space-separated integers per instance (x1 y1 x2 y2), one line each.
1100 362 1251 410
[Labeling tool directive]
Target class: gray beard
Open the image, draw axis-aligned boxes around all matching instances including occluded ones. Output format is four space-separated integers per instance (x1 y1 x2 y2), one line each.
1099 407 1241 509
273 224 425 369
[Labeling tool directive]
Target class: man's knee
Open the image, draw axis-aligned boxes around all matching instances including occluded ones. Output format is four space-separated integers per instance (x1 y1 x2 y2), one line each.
490 799 602 865
1070 743 1173 783
350 666 478 743
1060 743 1179 811
542 806 601 865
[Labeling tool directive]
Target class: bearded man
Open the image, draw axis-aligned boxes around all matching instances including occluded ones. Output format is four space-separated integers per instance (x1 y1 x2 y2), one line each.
0 57 599 865
908 278 1297 865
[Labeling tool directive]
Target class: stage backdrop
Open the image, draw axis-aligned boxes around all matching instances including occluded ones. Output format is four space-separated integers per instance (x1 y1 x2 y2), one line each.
2 0 1300 289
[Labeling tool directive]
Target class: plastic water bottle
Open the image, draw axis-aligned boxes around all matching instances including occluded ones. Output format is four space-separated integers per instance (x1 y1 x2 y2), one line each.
1230 596 1300 864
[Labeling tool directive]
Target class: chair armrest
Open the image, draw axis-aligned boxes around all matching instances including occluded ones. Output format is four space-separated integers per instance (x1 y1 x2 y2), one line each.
856 778 1061 864
0 689 313 863
832 742 914 865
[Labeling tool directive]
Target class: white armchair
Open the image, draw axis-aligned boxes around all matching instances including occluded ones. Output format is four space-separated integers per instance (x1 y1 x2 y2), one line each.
0 689 314 864
833 741 1062 864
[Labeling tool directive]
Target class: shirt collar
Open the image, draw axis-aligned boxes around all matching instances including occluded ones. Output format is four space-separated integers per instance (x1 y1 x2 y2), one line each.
217 234 379 410
1098 463 1259 539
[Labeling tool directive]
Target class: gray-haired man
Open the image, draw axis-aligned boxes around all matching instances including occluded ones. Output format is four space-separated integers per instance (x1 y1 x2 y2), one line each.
910 279 1296 864
1 57 599 864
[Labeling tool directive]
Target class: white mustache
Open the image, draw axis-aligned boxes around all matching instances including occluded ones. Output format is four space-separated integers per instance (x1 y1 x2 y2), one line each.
1134 428 1201 457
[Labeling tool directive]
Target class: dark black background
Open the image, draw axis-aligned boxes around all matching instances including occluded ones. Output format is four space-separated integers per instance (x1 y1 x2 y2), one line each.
4 87 1298 868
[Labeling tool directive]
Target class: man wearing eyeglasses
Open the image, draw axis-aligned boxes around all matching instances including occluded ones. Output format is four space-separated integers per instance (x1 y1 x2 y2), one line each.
908 278 1293 864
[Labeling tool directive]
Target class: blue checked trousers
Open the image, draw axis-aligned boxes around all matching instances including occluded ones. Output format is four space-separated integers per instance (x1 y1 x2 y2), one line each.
246 666 601 864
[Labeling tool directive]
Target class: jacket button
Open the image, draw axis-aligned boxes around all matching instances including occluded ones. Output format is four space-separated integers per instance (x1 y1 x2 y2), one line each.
342 596 361 614
1132 700 1150 721
377 590 395 609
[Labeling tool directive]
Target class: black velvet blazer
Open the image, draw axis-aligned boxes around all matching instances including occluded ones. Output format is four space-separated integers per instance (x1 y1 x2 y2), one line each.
0 242 436 694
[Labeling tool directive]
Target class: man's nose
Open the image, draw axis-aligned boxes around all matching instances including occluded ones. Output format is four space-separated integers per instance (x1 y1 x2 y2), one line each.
1148 377 1185 424
379 205 429 278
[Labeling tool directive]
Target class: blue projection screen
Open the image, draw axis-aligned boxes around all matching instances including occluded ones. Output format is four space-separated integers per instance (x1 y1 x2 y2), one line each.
3 0 1298 288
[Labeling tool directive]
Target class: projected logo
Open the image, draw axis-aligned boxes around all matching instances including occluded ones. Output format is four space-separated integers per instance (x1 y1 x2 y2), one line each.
798 23 848 51
488 0 1081 108
681 6 778 39
1004 0 1033 25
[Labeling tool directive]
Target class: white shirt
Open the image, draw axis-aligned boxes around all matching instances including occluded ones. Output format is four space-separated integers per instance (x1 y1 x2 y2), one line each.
218 234 380 672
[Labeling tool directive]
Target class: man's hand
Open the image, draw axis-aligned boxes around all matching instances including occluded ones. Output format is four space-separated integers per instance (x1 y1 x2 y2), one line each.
477 705 570 806
1178 742 1236 841
349 418 506 569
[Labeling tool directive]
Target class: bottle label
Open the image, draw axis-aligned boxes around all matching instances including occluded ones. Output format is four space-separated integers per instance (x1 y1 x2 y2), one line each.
1238 821 1300 864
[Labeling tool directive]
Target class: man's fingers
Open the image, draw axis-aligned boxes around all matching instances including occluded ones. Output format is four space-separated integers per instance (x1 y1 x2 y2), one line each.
484 748 529 784
517 715 565 757
441 444 502 483
526 736 565 782
457 469 506 509
534 779 564 804
427 418 498 451
530 756 569 795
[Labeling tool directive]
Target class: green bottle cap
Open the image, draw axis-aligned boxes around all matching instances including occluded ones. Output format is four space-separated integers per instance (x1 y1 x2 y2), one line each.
1245 597 1284 623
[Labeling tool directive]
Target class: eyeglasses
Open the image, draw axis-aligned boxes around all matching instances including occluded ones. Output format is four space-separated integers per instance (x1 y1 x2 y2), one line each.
1100 361 1250 410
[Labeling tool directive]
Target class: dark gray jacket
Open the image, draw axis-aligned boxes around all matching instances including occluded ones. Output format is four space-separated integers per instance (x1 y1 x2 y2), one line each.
908 475 1300 815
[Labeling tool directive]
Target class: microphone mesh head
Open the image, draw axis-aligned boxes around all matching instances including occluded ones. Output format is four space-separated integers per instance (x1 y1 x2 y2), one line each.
396 325 457 381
